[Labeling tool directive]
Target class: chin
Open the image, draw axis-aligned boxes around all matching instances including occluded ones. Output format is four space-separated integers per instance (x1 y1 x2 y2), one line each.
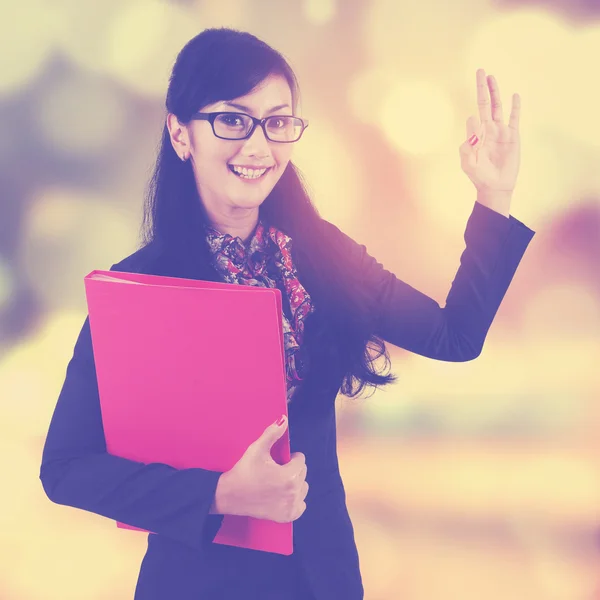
230 195 268 209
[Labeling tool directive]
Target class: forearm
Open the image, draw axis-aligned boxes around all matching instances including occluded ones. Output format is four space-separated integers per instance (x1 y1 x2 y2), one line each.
325 202 535 360
40 451 223 549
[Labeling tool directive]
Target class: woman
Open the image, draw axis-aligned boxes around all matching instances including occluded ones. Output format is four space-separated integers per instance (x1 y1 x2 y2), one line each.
39 27 535 600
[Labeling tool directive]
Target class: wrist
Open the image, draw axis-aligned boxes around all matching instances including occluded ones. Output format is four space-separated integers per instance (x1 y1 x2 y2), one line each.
210 471 236 515
476 190 512 218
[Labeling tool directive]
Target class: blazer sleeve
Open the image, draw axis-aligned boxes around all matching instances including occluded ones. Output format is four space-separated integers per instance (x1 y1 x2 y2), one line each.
324 200 536 361
39 267 225 551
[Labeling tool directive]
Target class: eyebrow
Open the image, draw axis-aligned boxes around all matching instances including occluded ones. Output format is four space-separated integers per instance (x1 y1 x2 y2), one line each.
221 102 292 115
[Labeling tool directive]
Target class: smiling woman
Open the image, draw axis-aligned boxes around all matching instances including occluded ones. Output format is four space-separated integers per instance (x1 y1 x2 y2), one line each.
138 27 395 409
39 26 536 600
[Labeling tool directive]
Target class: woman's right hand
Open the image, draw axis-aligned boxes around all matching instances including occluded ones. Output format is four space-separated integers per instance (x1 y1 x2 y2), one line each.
214 415 308 523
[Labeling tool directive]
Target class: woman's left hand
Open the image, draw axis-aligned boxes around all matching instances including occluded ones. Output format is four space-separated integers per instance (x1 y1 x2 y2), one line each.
459 69 521 216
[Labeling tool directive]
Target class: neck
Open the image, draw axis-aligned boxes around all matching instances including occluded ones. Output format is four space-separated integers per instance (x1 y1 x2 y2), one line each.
205 208 260 243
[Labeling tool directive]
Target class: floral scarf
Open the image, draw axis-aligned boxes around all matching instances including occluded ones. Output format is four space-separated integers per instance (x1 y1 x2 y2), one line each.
205 220 314 403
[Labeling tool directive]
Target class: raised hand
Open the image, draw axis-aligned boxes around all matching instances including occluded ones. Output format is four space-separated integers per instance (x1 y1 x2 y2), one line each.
459 68 521 216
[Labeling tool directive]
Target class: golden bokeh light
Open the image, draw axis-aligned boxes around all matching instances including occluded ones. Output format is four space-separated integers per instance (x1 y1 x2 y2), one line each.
379 79 456 155
53 0 123 76
463 9 599 147
522 283 600 340
293 115 364 231
104 0 201 97
303 0 337 26
364 0 489 75
347 66 400 127
350 509 404 597
54 0 201 98
511 127 582 224
34 71 128 156
19 187 139 312
0 309 87 439
565 24 600 147
414 150 483 232
0 0 56 96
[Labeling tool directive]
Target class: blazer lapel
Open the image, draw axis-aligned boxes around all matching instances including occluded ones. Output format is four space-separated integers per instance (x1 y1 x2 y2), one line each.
149 243 223 284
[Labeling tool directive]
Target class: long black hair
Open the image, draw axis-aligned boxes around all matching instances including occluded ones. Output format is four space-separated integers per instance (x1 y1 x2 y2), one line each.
140 27 397 400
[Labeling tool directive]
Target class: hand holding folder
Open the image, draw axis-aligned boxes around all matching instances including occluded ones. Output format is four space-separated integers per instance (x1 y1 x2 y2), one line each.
83 269 293 555
219 414 308 524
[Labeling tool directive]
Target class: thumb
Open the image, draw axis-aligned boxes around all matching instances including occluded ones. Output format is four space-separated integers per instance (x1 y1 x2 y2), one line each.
254 414 288 454
460 116 482 155
465 115 481 144
459 117 482 172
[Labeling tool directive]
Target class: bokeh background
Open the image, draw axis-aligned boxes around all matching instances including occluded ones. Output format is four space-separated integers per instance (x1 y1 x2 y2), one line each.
1 0 599 598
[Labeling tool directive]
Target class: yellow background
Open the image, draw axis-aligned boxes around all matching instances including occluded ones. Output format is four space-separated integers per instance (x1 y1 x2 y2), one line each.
1 0 599 598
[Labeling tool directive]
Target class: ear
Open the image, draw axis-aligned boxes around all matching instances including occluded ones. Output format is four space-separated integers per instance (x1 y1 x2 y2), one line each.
166 113 190 160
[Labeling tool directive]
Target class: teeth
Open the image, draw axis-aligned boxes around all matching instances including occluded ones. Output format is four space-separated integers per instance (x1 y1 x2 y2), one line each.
231 166 268 179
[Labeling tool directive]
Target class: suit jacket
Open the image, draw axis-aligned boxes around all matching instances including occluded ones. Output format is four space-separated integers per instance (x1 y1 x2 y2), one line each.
39 201 535 600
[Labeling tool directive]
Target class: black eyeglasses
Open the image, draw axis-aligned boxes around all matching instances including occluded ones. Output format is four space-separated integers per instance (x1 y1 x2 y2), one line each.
190 111 309 143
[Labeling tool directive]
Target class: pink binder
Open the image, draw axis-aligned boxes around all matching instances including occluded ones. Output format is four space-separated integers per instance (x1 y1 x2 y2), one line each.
83 269 292 555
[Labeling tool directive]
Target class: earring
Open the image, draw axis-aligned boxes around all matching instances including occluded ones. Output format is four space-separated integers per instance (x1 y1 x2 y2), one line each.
180 151 189 162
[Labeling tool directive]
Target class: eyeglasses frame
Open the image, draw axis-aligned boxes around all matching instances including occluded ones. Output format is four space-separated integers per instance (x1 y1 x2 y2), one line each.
189 111 309 143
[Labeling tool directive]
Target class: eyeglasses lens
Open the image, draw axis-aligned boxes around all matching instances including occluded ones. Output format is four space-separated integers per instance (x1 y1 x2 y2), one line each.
213 114 303 142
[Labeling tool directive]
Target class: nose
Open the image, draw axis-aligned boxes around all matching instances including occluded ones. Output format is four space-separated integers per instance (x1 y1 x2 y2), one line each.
242 122 271 157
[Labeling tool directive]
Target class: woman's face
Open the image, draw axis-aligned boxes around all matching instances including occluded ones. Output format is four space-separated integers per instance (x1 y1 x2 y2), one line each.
176 73 296 219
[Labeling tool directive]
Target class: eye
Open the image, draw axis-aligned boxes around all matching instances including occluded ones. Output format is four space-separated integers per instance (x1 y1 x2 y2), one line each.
216 113 247 128
267 116 291 130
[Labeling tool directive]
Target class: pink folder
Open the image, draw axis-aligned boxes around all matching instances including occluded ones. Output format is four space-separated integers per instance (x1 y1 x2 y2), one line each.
83 269 292 555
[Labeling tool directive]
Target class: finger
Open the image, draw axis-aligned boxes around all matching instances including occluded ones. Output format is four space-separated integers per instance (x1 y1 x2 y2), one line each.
291 464 307 482
300 481 309 500
465 116 484 149
488 74 504 122
465 115 480 144
293 501 307 521
285 457 306 479
476 68 492 123
290 452 306 466
459 136 478 171
508 93 521 130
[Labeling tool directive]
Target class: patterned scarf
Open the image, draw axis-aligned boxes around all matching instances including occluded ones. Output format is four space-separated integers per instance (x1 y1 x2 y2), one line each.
205 219 314 403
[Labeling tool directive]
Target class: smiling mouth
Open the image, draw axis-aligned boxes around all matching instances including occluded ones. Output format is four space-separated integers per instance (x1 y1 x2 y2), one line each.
228 165 271 180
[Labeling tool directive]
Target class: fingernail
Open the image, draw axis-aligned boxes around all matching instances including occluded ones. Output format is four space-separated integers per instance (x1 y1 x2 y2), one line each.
276 415 286 426
468 135 479 145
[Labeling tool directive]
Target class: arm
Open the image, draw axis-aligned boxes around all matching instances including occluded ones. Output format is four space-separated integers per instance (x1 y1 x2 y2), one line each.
39 313 227 551
323 200 535 361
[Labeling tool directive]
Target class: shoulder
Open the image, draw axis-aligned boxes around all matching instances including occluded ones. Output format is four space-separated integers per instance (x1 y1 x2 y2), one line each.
109 242 164 275
318 219 368 260
314 219 387 289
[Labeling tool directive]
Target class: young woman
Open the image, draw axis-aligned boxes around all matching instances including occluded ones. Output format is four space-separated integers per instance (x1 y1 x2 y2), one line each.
40 27 535 600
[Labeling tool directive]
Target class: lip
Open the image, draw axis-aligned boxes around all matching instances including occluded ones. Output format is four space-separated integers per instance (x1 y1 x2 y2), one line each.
228 164 273 169
228 164 272 181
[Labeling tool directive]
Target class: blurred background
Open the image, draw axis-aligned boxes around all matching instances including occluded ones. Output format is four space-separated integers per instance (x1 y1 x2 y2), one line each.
1 0 599 598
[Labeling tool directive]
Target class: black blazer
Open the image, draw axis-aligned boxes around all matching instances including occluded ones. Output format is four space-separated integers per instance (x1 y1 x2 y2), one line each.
39 201 535 600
